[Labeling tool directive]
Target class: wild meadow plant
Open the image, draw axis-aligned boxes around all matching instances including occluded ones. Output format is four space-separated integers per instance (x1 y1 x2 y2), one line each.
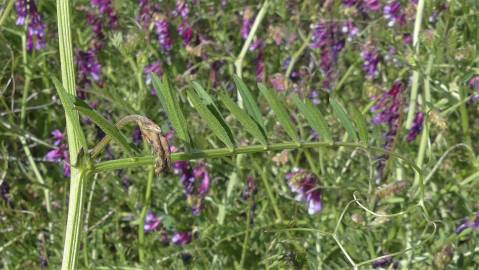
1 0 479 269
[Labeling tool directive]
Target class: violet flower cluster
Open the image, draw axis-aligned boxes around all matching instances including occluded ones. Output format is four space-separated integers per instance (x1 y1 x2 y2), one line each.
155 15 174 52
371 81 404 149
45 130 70 177
143 212 192 246
175 0 193 45
15 0 46 51
372 255 399 269
138 0 159 29
310 20 357 90
343 0 381 12
286 169 322 215
456 211 479 234
383 0 406 27
174 161 210 216
144 61 164 95
407 111 424 142
361 45 380 80
76 49 102 94
371 81 404 181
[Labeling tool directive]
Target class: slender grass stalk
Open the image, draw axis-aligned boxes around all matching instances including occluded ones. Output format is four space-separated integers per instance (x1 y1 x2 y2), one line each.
56 0 91 269
254 161 283 222
138 166 155 263
285 34 312 83
234 0 270 79
414 56 433 186
19 33 51 214
0 0 15 27
405 0 425 128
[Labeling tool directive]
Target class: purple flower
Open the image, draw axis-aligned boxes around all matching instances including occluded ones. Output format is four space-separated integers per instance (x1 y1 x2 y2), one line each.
178 21 193 45
76 49 102 89
155 16 173 52
341 21 359 41
132 127 142 145
45 129 70 177
372 255 394 269
138 0 159 29
310 21 346 90
15 0 46 51
309 90 321 105
87 11 105 42
361 45 380 80
269 74 287 92
144 61 163 86
240 7 253 40
468 76 479 92
456 211 479 234
174 161 210 215
242 175 257 200
364 0 381 11
51 130 65 146
384 1 406 27
342 0 358 7
407 112 424 142
175 0 189 19
171 232 193 246
1 181 13 207
91 0 118 27
286 169 322 215
255 51 265 81
144 212 162 233
171 232 192 245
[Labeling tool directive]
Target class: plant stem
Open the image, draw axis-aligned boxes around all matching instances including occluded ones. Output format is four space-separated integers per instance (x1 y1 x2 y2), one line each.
138 166 155 263
405 0 425 128
255 161 283 222
19 34 51 214
57 0 90 268
414 56 433 186
0 0 14 27
234 0 270 79
285 34 312 81
95 141 421 175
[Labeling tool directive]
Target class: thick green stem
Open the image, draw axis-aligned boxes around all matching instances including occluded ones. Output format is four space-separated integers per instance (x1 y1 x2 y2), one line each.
57 0 90 269
405 0 425 128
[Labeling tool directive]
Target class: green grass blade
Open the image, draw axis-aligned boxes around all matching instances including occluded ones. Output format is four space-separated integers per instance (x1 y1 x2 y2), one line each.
258 83 299 142
233 75 265 130
153 75 191 147
187 89 235 149
51 77 88 156
349 105 368 143
73 98 137 156
292 94 332 143
330 98 358 142
219 92 268 146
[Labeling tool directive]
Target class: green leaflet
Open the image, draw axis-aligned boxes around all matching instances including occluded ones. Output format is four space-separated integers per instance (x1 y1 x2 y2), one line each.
51 77 88 155
187 89 235 149
349 105 369 143
233 75 265 130
73 98 137 156
292 94 332 143
153 75 191 147
258 83 299 143
219 92 268 146
330 98 358 142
